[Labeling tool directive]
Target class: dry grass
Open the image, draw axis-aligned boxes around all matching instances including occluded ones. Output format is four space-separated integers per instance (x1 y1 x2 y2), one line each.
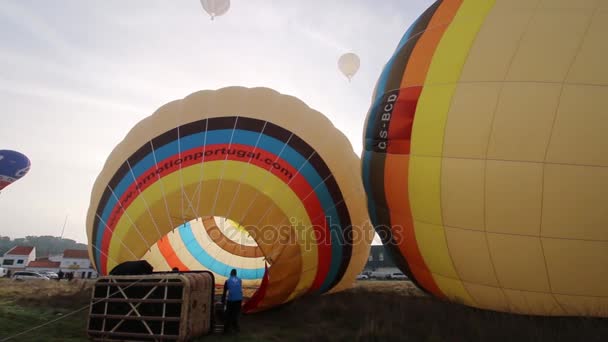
205 281 608 342
1 278 607 341
0 278 92 308
0 278 93 341
353 280 426 297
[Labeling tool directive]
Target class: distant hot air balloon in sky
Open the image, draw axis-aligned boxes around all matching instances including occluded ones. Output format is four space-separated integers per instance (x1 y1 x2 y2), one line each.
338 53 360 82
0 150 31 191
200 0 230 20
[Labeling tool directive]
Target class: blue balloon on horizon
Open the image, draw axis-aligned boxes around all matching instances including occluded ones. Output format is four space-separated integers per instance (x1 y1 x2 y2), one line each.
0 150 31 191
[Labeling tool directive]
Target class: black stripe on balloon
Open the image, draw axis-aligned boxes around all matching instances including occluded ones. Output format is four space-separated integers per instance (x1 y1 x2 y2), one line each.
92 116 352 281
329 199 353 291
235 117 354 289
364 153 424 292
364 0 440 153
383 0 441 92
361 0 440 155
285 131 353 289
363 91 419 287
361 0 442 295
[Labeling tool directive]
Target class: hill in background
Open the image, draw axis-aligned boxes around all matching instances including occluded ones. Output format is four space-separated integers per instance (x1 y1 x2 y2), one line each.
0 236 87 258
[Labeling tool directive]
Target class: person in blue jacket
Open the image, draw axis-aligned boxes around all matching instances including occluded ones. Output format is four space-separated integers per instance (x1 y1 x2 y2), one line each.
221 269 243 334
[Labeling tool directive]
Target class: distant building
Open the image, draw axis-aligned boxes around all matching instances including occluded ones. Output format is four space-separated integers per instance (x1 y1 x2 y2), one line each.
60 249 98 279
15 248 99 279
363 245 401 278
1 246 36 271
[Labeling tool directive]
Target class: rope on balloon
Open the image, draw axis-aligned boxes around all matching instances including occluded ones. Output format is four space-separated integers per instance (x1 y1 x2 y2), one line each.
150 140 175 237
105 186 150 251
126 160 163 242
222 120 268 223
95 213 138 260
192 116 242 278
208 116 240 217
247 150 325 269
176 124 200 224
234 133 294 226
193 119 210 219
178 125 185 224
219 120 269 273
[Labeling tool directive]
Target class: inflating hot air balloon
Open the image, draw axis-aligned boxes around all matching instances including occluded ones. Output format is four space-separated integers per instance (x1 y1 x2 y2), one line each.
0 150 31 191
362 0 608 317
87 86 372 313
200 0 230 20
338 53 360 81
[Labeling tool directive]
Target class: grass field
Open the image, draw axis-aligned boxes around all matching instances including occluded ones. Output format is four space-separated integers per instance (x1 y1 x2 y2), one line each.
1 278 606 341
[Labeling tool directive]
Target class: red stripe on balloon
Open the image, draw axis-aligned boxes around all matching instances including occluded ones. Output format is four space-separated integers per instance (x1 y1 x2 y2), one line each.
0 180 11 190
243 264 269 313
381 0 463 298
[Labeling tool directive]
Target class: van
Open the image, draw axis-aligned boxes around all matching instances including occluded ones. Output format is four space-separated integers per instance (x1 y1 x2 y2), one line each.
0 267 7 277
11 271 50 281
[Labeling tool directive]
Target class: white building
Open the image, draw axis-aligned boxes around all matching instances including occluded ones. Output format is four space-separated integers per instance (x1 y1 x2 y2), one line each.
18 248 98 279
2 246 36 271
58 249 98 279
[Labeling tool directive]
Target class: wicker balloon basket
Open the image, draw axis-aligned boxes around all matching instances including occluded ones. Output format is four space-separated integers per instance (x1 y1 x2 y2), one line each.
87 271 215 341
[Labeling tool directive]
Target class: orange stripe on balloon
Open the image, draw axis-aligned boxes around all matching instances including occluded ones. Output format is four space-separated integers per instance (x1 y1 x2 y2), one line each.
383 0 463 298
400 0 463 89
157 235 190 272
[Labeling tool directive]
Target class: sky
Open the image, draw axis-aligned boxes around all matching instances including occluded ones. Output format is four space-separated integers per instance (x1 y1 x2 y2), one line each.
0 0 434 244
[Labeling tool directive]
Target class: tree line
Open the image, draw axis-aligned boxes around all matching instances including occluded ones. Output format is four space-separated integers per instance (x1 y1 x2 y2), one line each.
0 235 87 258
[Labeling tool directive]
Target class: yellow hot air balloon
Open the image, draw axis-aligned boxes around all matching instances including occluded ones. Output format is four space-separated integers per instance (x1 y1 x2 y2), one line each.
338 52 360 82
362 0 608 317
87 87 372 313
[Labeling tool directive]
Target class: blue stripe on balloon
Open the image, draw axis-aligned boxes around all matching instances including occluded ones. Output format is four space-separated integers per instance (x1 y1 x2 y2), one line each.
178 222 265 280
358 18 422 253
95 128 344 285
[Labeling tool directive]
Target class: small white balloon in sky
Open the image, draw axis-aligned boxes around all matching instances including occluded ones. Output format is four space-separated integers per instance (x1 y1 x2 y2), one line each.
338 52 360 82
200 0 231 20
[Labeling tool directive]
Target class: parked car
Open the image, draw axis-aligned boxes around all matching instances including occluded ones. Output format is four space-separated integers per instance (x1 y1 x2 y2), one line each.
368 271 389 279
11 271 50 281
0 267 7 278
386 272 408 280
356 274 370 280
41 271 59 279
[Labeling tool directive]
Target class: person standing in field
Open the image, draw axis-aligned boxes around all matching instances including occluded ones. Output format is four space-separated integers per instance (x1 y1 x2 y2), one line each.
221 269 243 334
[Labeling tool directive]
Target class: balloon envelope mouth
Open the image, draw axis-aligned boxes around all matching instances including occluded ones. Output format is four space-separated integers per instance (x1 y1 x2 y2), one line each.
143 216 267 303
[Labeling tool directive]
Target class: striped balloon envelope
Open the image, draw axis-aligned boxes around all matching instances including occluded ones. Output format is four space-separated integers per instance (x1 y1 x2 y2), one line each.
86 86 372 312
362 0 608 317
